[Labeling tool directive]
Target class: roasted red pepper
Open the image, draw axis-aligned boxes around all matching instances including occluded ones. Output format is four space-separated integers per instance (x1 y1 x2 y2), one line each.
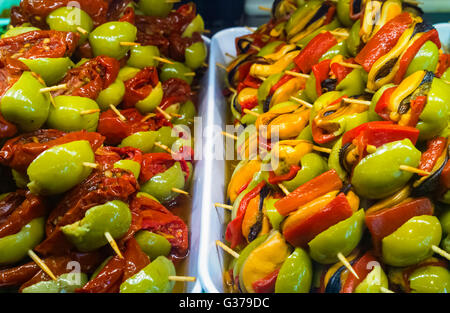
355 12 414 72
342 121 420 164
54 56 120 100
294 31 337 73
330 59 354 83
394 29 441 84
225 181 267 249
97 108 171 145
160 78 193 110
139 153 175 183
123 67 160 108
275 169 343 216
341 251 378 293
0 129 104 173
435 53 450 78
252 269 280 293
312 59 332 97
283 193 353 247
365 197 434 254
373 86 397 120
268 165 301 185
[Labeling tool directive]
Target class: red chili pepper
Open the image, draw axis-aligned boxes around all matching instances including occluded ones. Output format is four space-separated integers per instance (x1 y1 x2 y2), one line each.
268 165 301 185
283 193 353 247
394 29 441 84
342 121 420 164
275 169 343 216
355 12 413 72
294 32 337 73
341 251 378 293
312 59 332 97
225 181 267 249
123 67 160 108
252 269 280 293
365 197 434 254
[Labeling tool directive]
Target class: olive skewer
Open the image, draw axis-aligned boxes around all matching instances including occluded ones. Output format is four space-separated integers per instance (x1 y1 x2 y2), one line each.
28 250 58 281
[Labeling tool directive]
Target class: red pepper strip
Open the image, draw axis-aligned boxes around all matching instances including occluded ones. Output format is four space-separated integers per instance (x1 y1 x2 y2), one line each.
239 94 259 111
394 29 441 84
374 86 397 121
323 3 336 25
283 193 353 247
237 177 252 196
342 121 420 163
275 169 343 216
119 6 135 24
365 197 433 255
340 251 378 293
294 32 338 73
435 53 450 78
269 68 298 95
312 59 332 97
407 95 427 127
0 112 17 140
252 269 280 293
139 153 175 183
123 67 160 108
242 74 263 90
268 165 301 185
311 96 346 144
355 12 413 72
330 59 354 83
225 181 267 249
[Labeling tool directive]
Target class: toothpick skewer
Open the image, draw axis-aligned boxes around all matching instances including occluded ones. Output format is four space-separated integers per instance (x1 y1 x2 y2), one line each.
342 98 372 106
120 42 141 46
104 232 124 259
110 104 126 121
216 240 240 258
79 109 101 115
337 62 363 69
399 165 430 176
431 245 450 261
284 70 310 79
290 96 313 108
141 113 156 122
154 142 173 154
228 87 237 94
156 106 173 121
221 131 238 140
83 162 99 169
380 287 395 293
184 72 196 77
215 203 233 210
168 276 196 282
153 56 174 64
278 183 290 196
258 5 272 12
243 109 260 117
28 250 58 281
172 187 189 196
225 53 236 59
216 62 228 71
312 146 332 154
40 84 67 93
337 252 359 279
76 26 88 35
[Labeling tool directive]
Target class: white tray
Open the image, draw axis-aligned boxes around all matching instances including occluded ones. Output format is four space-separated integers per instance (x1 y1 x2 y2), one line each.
196 23 450 293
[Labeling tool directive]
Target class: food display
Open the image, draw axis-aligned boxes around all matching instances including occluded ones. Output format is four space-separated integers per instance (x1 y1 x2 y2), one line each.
0 0 207 293
218 0 450 293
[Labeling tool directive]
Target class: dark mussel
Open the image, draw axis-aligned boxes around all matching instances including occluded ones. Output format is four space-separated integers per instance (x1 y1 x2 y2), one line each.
263 94 273 113
402 3 424 17
247 185 270 243
305 1 333 29
321 78 338 93
410 21 435 39
339 142 355 174
350 0 363 19
412 145 449 198
227 55 270 88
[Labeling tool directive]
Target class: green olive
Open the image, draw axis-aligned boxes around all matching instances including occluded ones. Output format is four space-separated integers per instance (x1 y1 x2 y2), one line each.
354 265 389 293
96 79 125 111
20 58 74 86
151 126 179 153
0 218 45 266
173 100 196 126
127 45 160 69
47 96 100 132
182 15 205 38
46 7 94 44
308 210 365 264
117 66 140 81
22 273 88 293
119 131 158 153
136 192 160 203
275 247 313 293
160 61 194 85
282 153 328 192
185 42 207 70
351 139 421 199
135 230 171 260
264 198 284 230
137 0 173 17
113 159 141 178
440 210 450 235
406 41 439 77
140 162 186 203
409 266 450 293
382 215 442 267
120 256 175 293
346 20 361 57
1 71 50 132
11 169 29 189
135 82 163 114
61 200 132 252
27 140 95 195
1 26 40 38
89 22 137 60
